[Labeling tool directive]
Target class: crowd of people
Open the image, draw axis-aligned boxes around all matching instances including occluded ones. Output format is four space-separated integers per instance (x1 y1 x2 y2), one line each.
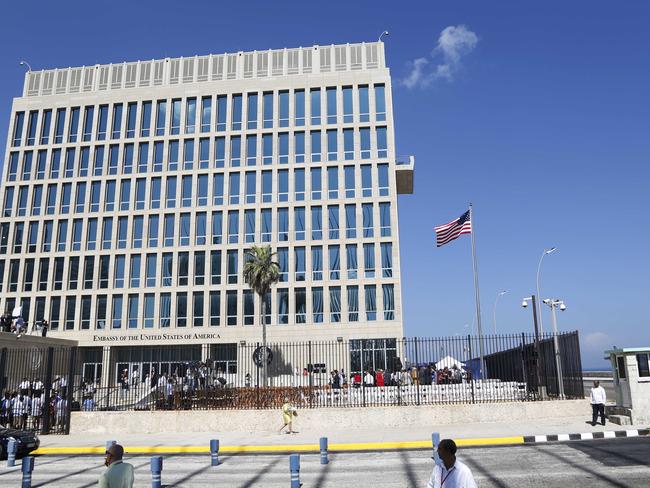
325 364 470 389
0 311 49 337
0 376 68 432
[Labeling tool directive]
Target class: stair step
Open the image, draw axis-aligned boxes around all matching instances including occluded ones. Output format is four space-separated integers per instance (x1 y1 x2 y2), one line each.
608 414 632 426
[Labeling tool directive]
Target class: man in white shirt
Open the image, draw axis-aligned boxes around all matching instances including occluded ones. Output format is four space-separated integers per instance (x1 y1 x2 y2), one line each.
590 380 607 426
427 439 477 488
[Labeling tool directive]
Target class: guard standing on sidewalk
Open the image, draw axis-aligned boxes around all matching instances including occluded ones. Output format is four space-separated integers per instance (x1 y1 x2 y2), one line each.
590 380 607 426
426 439 477 488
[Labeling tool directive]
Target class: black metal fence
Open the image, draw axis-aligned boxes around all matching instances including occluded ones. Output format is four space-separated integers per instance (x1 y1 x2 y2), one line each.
71 331 583 413
0 343 76 435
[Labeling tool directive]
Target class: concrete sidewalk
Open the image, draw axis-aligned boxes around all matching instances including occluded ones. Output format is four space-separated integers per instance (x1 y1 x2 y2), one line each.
36 415 648 452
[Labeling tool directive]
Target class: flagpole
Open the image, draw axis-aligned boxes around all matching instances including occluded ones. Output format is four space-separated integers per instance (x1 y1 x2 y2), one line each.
469 203 486 378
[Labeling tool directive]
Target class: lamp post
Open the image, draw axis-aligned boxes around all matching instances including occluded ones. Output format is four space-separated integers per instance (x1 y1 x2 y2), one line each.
543 298 566 399
493 290 507 334
19 60 33 72
536 247 557 333
522 295 546 399
378 30 389 42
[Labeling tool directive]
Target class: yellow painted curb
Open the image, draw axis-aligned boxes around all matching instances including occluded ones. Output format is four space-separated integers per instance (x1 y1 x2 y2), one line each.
32 436 524 456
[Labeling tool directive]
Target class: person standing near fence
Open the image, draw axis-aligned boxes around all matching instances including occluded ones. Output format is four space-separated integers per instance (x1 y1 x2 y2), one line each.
590 380 607 426
279 397 297 434
31 394 42 431
427 439 477 488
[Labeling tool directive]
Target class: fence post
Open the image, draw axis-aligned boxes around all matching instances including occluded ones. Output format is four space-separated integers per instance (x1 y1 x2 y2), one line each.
360 340 366 408
308 341 313 409
467 335 475 404
414 337 421 406
150 456 163 488
64 346 77 435
289 454 300 488
256 342 260 409
210 439 220 466
21 456 34 488
41 347 55 435
319 437 329 464
6 437 17 467
0 347 7 394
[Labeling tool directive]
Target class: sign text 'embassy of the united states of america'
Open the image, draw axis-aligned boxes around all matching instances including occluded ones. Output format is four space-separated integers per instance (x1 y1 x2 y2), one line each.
92 332 221 342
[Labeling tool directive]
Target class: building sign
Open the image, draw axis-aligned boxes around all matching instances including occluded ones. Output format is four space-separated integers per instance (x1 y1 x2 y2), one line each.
92 332 221 343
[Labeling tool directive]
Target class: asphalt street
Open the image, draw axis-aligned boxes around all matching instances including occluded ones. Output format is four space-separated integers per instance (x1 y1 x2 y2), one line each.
1 437 648 487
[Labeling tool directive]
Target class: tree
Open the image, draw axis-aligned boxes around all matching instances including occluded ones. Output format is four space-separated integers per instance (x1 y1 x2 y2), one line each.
243 245 280 386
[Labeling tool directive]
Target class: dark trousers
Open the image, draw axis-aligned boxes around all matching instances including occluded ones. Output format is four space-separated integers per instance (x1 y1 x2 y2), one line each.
592 403 605 425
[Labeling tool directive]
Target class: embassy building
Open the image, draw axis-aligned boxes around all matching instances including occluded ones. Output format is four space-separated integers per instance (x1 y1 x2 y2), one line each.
0 41 414 386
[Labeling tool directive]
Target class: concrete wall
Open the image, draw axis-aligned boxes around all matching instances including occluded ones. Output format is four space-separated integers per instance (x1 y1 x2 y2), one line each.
624 354 650 424
70 400 589 435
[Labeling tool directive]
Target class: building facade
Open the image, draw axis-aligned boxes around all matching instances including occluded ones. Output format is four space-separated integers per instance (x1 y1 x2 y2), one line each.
1 41 414 386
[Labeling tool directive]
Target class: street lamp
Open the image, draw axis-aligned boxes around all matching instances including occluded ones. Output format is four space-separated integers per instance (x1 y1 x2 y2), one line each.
522 295 546 399
536 247 557 333
378 30 389 42
543 298 567 399
493 290 507 334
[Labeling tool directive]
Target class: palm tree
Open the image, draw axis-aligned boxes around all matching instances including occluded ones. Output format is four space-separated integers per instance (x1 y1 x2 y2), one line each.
243 245 279 385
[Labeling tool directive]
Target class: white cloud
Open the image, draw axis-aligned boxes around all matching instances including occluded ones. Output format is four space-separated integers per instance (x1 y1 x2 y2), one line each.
583 331 611 350
401 25 478 88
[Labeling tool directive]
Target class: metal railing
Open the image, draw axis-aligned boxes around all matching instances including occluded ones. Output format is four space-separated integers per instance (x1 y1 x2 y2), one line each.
70 332 583 412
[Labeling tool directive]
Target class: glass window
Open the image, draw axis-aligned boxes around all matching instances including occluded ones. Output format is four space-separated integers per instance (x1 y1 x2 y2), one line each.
108 145 119 175
262 170 272 203
375 84 386 121
377 127 388 158
277 289 289 325
330 286 341 323
146 254 157 287
246 135 257 166
261 208 272 242
164 214 175 247
209 291 221 326
114 255 126 288
295 132 305 163
155 100 166 136
167 140 179 170
111 103 123 139
160 292 171 327
295 207 305 241
54 108 66 143
278 208 289 241
199 138 209 168
148 215 159 247
68 107 80 143
227 249 238 284
93 146 104 176
361 164 372 197
211 211 222 244
17 186 28 216
150 177 161 209
228 210 239 244
166 176 177 208
637 354 650 377
246 93 258 130
263 92 273 128
40 110 52 144
46 184 57 215
311 206 322 240
112 295 124 329
64 148 76 177
125 144 136 175
295 247 306 281
138 142 149 172
263 133 273 165
384 286 395 321
279 133 289 164
201 96 212 132
213 173 224 205
279 91 289 127
243 290 254 325
86 218 97 250
143 293 155 328
329 245 340 280
231 94 242 131
363 203 374 237
346 244 358 279
72 219 83 251
196 212 207 245
345 204 356 238
312 287 323 323
178 251 189 285
326 87 337 124
348 285 359 322
210 250 222 285
359 85 369 123
194 251 206 286
32 186 43 217
65 296 77 331
310 88 321 125
170 99 181 135
97 105 108 140
8 153 19 181
161 252 173 286
227 290 237 326
14 224 24 253
3 187 13 217
60 183 72 213
183 139 194 170
81 106 94 141
101 217 112 249
182 175 193 207
327 166 338 199
230 136 241 167
36 150 47 179
193 291 204 327
26 111 38 145
245 209 255 243
295 288 306 324
381 242 393 278
343 86 353 123
116 217 128 249
176 292 188 327
344 166 355 198
134 178 145 210
295 89 305 126
278 170 288 202
197 174 208 206
327 129 338 161
312 246 323 280
380 202 392 236
360 128 371 159
310 130 321 162
215 95 227 132
82 256 94 289
365 285 377 321
119 179 131 211
130 254 141 288
185 97 196 134
180 213 191 246
293 168 306 201
49 149 61 178
12 112 24 146
141 101 152 137
126 102 137 138
364 243 375 278
343 129 354 160
277 248 288 282
127 294 139 329
79 147 90 176
245 172 256 204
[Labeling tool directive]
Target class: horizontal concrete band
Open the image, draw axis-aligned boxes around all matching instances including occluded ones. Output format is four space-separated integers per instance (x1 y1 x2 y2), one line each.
33 437 525 456
70 400 590 435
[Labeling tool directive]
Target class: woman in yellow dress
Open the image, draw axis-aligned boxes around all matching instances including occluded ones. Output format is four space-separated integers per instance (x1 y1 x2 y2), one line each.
279 397 297 434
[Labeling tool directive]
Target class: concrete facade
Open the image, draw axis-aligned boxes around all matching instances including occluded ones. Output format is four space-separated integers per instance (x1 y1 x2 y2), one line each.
70 400 589 435
606 347 650 424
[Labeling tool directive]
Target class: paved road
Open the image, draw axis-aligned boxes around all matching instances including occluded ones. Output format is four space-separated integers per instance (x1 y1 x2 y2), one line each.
1 438 648 487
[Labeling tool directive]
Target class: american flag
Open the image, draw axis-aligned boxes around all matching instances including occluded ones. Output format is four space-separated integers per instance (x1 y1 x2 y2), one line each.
434 210 472 247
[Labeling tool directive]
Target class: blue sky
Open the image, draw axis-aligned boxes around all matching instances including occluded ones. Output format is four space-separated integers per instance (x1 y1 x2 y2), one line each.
1 1 648 367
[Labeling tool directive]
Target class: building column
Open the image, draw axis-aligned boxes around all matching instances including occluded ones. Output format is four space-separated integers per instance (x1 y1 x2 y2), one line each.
100 346 111 388
201 343 209 362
